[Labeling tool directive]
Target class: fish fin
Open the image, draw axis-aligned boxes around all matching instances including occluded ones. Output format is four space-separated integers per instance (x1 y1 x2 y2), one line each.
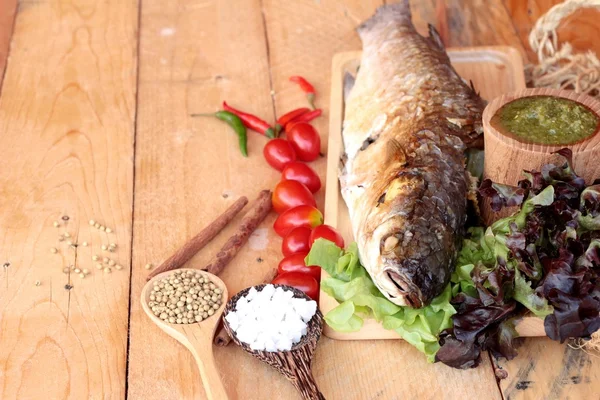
386 139 407 166
428 24 446 51
343 72 355 101
357 1 412 37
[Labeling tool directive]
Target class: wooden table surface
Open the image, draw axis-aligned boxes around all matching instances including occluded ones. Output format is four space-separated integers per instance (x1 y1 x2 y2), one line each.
1 1 599 399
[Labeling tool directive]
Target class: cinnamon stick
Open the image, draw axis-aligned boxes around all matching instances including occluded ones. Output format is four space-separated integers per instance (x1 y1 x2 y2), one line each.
204 189 272 275
146 196 249 281
214 267 278 346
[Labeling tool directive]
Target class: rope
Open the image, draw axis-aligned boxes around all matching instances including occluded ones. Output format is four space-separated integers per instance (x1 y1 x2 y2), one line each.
526 0 600 97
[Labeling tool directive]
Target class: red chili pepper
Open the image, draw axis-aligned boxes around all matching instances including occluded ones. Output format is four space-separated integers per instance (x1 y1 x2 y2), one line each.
290 76 316 109
285 109 322 131
274 107 310 136
222 101 275 139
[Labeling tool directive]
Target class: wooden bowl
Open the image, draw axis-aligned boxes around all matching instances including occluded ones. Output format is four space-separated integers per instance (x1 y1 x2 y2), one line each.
222 284 325 400
481 88 600 224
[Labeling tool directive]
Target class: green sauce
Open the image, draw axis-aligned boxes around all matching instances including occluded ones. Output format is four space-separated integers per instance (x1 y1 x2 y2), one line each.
491 95 599 145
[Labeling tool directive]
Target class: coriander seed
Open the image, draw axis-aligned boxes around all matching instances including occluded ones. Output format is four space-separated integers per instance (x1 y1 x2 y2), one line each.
79 273 85 279
96 263 103 270
106 228 112 233
115 265 123 270
108 260 116 266
104 267 112 274
50 247 58 254
89 219 95 226
83 269 90 275
82 241 88 247
94 223 100 229
101 245 107 251
92 255 99 261
64 232 71 238
100 226 106 232
144 263 153 270
74 268 81 273
53 221 60 227
35 280 41 286
103 257 109 264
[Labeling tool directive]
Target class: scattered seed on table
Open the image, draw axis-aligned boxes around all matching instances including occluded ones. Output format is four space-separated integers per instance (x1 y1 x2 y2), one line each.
89 220 95 226
35 280 41 286
96 263 103 270
100 226 106 232
94 223 100 229
64 232 71 238
82 241 88 247
101 245 107 251
106 228 112 233
104 267 112 274
58 236 65 242
53 221 60 228
109 243 117 249
108 260 116 267
50 247 57 254
116 265 123 270
83 269 90 275
66 241 73 246
62 267 70 274
79 273 85 278
70 265 76 270
74 268 81 273
103 257 109 264
144 263 153 270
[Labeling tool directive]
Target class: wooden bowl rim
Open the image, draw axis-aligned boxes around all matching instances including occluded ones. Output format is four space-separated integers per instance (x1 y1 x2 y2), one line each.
141 268 228 328
482 88 600 153
222 284 324 355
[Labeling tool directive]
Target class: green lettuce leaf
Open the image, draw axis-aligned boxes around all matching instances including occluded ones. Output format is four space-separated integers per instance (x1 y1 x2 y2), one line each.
307 239 456 362
513 269 553 317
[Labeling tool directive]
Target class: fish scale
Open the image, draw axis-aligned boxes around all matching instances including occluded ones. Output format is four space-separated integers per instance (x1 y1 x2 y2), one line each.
340 1 485 307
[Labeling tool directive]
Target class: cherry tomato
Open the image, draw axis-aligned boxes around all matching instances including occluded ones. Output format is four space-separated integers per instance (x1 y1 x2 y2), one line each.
263 139 297 171
282 227 312 257
309 224 345 249
281 162 322 193
286 122 321 162
272 180 316 214
272 272 320 301
278 252 321 281
273 205 323 237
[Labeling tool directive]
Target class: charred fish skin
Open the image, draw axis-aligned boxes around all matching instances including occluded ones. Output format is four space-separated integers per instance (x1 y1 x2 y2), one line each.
340 1 484 308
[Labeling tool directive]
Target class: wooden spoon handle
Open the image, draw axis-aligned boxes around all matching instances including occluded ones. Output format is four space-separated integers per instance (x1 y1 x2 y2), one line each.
285 350 325 400
290 366 325 400
184 328 229 400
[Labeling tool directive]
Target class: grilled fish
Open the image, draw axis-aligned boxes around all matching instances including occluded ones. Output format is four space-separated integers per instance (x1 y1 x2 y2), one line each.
340 1 485 308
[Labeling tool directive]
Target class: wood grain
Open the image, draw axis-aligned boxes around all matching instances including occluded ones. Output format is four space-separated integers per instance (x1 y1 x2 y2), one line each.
503 0 600 64
496 337 600 400
127 1 281 399
400 0 528 60
0 0 17 88
0 0 138 399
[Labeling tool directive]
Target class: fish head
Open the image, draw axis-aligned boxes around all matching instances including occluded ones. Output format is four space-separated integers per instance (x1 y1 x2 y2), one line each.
357 170 459 308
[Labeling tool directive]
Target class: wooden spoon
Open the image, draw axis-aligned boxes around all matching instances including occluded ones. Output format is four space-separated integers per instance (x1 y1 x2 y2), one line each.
222 284 325 400
141 268 229 400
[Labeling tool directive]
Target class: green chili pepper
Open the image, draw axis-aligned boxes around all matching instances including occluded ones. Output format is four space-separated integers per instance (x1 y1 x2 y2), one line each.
191 110 248 157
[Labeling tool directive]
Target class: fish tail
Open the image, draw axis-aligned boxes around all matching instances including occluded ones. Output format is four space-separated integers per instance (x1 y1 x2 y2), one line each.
357 1 413 38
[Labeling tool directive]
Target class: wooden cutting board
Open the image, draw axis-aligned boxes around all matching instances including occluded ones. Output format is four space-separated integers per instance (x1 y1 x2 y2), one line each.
321 46 546 340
